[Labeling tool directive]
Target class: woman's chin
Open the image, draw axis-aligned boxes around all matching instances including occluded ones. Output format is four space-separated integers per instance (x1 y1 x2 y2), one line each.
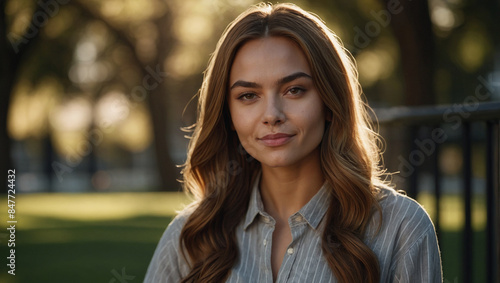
258 158 294 169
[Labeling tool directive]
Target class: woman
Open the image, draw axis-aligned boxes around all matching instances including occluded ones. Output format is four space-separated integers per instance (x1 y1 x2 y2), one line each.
145 3 442 282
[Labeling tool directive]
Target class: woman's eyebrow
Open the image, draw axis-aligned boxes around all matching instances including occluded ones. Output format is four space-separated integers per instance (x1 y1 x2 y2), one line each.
229 71 312 90
277 72 312 85
230 80 260 90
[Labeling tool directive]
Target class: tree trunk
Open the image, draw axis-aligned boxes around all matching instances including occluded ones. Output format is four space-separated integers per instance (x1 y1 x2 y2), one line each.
382 0 435 106
149 8 181 191
0 0 28 191
378 0 436 196
68 1 180 191
0 72 14 193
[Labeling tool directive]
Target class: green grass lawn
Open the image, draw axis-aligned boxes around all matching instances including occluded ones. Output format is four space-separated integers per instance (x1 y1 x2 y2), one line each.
0 192 487 283
7 215 172 283
0 192 190 283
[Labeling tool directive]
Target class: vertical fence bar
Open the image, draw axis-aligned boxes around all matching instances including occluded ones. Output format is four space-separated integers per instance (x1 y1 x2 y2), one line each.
486 120 499 283
462 122 472 283
433 129 441 238
408 125 419 198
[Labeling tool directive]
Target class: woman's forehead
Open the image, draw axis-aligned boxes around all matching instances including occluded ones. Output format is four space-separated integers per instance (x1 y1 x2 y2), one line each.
229 37 311 86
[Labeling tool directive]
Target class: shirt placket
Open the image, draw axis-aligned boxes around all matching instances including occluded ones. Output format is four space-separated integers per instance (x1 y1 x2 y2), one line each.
260 214 276 283
277 214 306 283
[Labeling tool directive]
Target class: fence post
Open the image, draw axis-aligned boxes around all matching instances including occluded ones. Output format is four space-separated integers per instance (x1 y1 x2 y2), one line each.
462 122 472 283
486 120 499 283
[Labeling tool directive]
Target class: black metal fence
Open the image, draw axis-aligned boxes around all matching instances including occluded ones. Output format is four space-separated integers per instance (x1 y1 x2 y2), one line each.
373 101 500 283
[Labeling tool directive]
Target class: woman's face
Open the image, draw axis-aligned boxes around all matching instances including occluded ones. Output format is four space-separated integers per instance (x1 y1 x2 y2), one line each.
228 36 326 169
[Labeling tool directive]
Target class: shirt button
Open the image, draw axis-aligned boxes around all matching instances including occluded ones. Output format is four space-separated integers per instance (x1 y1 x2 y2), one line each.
263 239 267 246
287 247 294 255
296 215 303 222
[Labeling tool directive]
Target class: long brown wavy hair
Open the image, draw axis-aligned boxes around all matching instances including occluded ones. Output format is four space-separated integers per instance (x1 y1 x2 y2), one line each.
180 3 386 282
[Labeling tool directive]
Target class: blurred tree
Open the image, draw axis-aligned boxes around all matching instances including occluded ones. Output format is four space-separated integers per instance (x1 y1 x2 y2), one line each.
70 0 179 191
1 0 256 192
1 0 497 193
1 0 181 191
0 0 42 188
380 0 435 106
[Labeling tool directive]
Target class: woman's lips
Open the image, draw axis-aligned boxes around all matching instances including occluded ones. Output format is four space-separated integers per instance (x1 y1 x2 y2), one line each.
258 133 295 147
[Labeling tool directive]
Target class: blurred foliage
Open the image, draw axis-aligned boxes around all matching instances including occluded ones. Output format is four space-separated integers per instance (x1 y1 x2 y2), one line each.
2 0 498 190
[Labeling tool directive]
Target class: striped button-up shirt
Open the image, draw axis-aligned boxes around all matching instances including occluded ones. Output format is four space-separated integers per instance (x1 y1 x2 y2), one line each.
145 178 442 282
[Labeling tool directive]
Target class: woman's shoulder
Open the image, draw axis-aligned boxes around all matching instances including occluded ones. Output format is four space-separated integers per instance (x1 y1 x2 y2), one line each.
151 202 198 254
368 187 442 281
376 186 433 227
144 203 197 282
162 203 197 237
368 186 437 250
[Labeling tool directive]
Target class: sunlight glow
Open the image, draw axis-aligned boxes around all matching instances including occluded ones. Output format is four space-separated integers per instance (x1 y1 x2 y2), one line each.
97 0 166 22
166 46 203 78
115 105 153 152
431 6 455 31
101 0 125 18
49 97 92 132
69 62 112 84
8 78 61 140
48 96 94 159
418 192 486 231
456 24 491 72
357 48 396 87
69 24 113 85
95 91 130 127
76 41 98 62
174 15 213 45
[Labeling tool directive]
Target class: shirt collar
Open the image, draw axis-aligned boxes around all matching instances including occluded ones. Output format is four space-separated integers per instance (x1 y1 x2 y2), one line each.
297 182 331 229
243 172 264 230
243 172 331 231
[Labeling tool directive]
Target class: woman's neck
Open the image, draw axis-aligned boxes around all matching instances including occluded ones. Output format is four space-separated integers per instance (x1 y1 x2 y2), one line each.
259 150 325 222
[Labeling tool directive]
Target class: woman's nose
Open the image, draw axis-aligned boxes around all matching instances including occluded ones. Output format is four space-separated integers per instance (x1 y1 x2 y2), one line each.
262 95 286 126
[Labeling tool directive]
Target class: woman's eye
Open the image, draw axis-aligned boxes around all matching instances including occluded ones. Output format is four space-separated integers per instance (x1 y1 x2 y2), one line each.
238 93 257 100
287 87 305 96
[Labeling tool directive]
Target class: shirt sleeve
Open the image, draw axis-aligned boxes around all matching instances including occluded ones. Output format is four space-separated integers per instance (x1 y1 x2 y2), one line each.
144 213 190 283
389 221 443 283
